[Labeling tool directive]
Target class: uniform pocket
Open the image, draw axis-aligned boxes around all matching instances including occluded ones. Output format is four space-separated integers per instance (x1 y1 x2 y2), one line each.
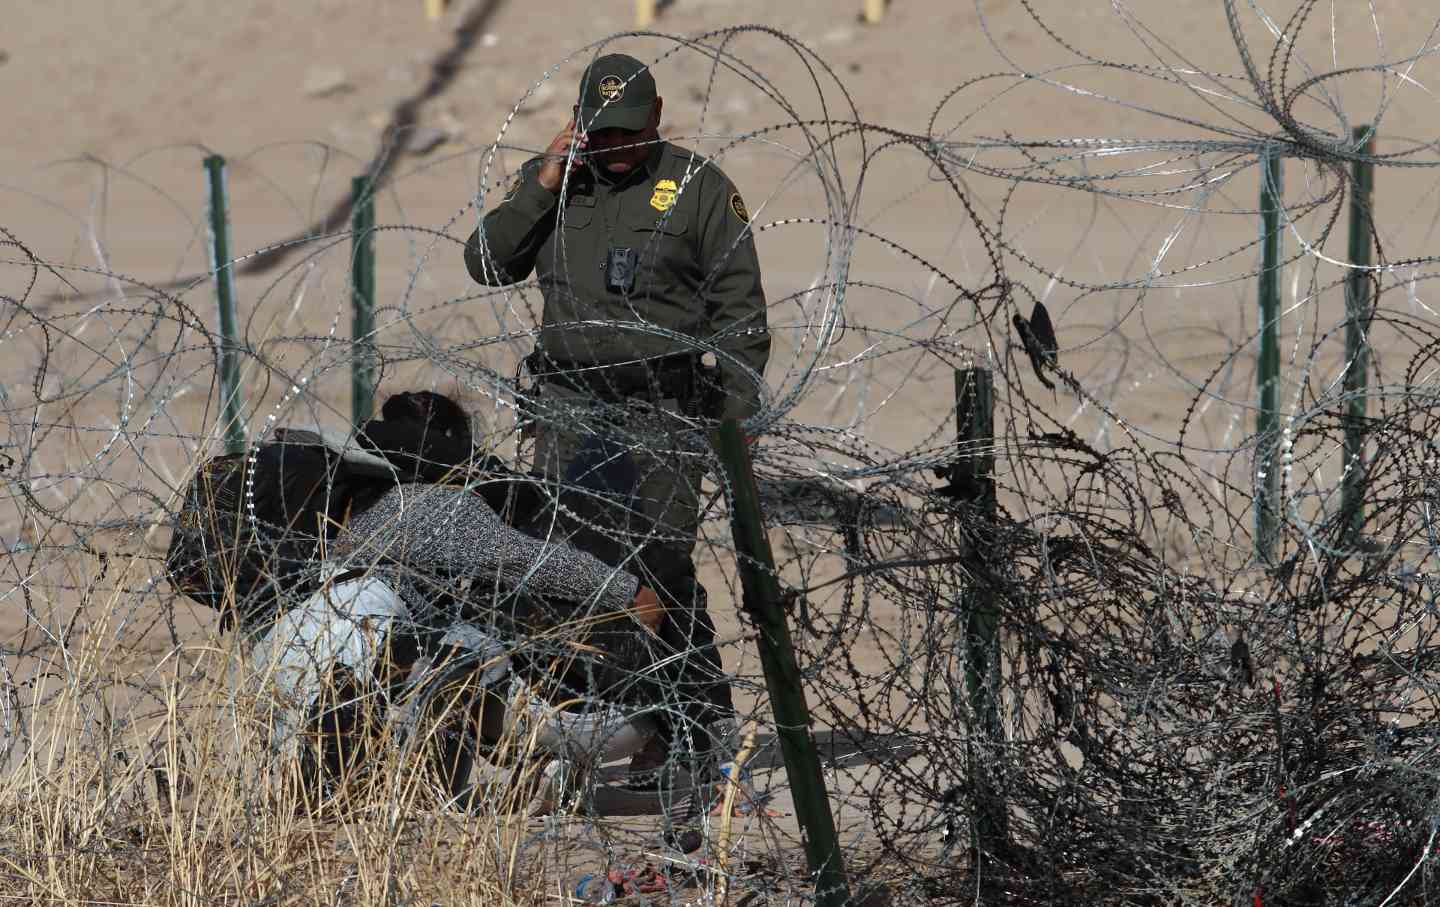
625 212 694 307
640 213 688 237
623 185 690 237
561 194 595 229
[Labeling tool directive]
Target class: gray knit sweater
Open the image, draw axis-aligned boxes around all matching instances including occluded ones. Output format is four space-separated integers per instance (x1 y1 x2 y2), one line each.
332 482 639 619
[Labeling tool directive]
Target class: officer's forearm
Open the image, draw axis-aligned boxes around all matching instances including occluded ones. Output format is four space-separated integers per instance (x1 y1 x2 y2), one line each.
715 320 771 423
465 221 546 286
464 178 558 285
704 259 769 420
464 226 509 286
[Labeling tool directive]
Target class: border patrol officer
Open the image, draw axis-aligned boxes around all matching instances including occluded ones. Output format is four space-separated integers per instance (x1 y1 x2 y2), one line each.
463 52 771 840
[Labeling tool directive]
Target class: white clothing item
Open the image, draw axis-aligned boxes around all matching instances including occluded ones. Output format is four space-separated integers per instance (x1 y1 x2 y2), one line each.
428 625 656 768
510 698 659 817
433 622 513 689
248 574 410 757
400 629 660 815
516 684 659 765
245 581 656 803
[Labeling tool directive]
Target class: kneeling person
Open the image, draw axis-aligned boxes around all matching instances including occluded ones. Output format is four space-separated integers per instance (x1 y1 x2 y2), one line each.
236 392 666 806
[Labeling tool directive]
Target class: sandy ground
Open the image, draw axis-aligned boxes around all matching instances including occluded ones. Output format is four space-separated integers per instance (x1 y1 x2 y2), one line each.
6 0 1440 897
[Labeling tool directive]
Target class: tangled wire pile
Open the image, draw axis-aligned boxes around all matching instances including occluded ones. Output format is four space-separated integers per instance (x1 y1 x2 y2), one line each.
5 4 1440 904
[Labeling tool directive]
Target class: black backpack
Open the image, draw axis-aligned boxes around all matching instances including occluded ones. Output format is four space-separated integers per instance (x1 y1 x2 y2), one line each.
165 430 390 627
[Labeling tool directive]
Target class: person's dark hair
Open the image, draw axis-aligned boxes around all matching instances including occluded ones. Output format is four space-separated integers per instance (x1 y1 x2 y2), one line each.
380 391 472 443
359 390 476 483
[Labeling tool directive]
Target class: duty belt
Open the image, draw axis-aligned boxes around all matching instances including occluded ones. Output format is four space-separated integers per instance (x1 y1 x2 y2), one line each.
526 351 701 403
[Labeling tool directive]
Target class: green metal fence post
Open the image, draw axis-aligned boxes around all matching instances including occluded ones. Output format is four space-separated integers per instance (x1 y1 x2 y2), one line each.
713 420 851 907
204 154 246 455
1342 126 1374 545
951 368 1008 864
351 175 376 426
1256 149 1284 562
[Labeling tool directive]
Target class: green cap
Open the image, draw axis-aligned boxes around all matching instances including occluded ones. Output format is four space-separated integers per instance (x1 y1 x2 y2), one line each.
575 53 657 132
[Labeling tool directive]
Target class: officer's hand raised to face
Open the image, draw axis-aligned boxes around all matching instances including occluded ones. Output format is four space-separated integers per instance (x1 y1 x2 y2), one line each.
536 119 588 194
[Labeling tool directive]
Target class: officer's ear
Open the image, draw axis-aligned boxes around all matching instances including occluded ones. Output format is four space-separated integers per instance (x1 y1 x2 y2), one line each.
649 97 663 131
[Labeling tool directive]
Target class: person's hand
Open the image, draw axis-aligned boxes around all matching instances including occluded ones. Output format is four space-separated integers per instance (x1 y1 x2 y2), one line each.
630 585 665 631
536 119 587 194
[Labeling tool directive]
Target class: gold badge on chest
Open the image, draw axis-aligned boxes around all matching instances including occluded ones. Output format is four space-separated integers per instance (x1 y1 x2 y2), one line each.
650 178 678 212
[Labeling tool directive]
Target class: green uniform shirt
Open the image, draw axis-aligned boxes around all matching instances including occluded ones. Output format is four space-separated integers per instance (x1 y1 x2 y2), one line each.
465 141 770 423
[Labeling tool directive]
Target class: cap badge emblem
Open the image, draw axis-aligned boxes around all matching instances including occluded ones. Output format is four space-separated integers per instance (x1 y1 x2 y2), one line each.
598 75 625 102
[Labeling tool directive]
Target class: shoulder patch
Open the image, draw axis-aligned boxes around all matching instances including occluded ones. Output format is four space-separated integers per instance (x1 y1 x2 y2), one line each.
502 166 534 203
729 192 749 223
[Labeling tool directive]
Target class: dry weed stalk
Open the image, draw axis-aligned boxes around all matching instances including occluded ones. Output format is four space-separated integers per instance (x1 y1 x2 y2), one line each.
714 722 758 907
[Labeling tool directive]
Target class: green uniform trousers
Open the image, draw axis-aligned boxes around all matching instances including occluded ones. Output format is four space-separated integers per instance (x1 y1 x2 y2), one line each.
531 383 734 730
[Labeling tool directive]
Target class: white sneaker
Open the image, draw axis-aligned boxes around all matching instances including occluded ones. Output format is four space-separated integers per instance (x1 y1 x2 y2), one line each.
529 757 591 816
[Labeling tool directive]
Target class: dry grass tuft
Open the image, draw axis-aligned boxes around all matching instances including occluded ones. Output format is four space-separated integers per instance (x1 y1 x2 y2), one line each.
0 556 590 906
